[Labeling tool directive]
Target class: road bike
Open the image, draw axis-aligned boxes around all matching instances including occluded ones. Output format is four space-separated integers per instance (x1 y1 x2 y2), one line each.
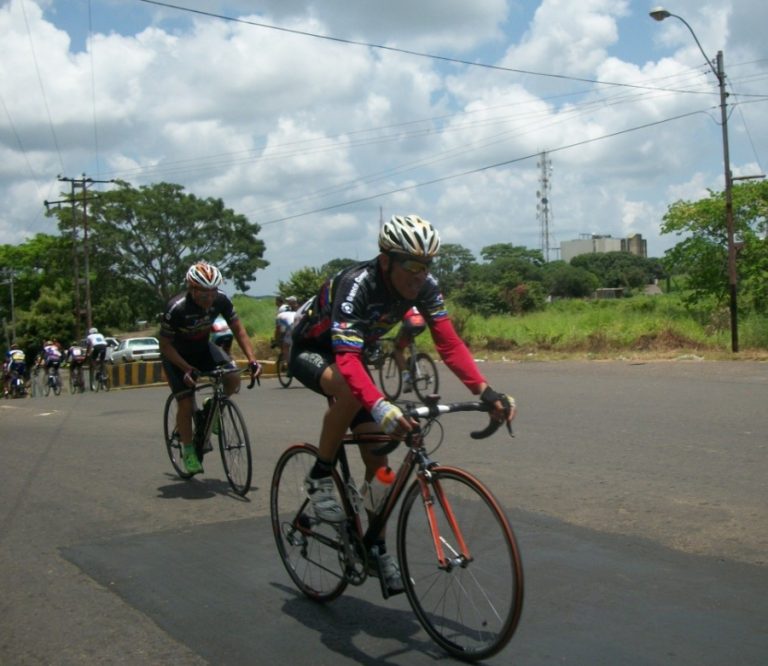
271 341 292 388
5 371 27 399
163 366 256 496
68 363 86 394
89 358 111 392
378 338 439 402
44 364 63 396
270 397 523 661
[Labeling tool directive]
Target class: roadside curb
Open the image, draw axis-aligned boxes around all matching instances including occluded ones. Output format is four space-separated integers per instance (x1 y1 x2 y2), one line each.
105 359 277 389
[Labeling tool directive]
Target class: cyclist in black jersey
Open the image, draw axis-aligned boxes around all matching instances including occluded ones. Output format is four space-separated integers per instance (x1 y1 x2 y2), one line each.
290 214 516 593
160 262 262 475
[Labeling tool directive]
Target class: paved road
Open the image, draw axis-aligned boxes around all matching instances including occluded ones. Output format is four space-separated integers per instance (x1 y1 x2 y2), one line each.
1 361 766 665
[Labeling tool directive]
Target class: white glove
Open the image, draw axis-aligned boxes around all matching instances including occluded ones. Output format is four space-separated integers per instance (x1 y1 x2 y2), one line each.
371 398 404 435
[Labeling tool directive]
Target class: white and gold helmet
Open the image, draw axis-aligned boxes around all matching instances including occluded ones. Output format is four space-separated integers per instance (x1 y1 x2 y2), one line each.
379 215 441 258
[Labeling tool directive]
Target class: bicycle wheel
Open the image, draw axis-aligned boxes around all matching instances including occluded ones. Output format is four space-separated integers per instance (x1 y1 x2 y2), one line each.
378 352 402 400
217 399 252 496
44 377 52 397
276 352 292 388
163 393 192 479
412 352 439 402
102 368 111 392
270 444 349 602
397 466 524 661
53 375 62 396
68 369 76 394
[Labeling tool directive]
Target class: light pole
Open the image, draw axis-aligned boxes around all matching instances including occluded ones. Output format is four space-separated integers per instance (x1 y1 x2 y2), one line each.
650 7 738 352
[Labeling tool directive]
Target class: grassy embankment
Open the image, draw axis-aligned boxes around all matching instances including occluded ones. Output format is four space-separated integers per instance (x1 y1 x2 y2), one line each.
234 293 768 361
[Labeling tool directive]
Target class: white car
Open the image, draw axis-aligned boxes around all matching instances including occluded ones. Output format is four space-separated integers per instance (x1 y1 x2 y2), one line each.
105 337 118 363
111 337 161 363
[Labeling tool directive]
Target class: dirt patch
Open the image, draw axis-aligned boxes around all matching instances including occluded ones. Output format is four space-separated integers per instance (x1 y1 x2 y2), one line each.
631 328 709 352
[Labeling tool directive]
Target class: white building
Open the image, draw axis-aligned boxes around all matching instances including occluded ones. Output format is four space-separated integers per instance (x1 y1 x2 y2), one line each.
560 234 647 263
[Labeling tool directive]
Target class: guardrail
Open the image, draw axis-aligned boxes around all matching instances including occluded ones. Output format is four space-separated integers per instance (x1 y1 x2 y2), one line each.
104 359 277 389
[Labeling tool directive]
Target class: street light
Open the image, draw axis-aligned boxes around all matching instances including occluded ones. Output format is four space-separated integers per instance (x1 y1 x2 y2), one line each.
650 7 738 352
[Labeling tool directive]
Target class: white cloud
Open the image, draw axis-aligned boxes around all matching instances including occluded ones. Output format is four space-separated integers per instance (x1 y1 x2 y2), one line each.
1 0 766 295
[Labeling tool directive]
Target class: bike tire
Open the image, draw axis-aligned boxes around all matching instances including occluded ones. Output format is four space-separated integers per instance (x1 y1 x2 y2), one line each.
276 352 292 388
397 466 524 661
163 393 193 479
53 375 62 396
378 352 402 401
45 379 51 397
412 352 439 402
217 399 252 496
102 369 111 392
270 444 349 602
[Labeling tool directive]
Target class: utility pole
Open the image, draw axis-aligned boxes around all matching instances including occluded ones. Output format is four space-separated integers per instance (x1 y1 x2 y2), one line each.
0 269 16 345
47 174 114 337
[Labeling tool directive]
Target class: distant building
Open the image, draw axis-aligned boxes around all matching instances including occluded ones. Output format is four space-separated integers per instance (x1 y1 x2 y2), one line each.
561 233 647 263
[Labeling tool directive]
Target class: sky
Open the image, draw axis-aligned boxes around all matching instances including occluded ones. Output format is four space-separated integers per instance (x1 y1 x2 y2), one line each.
1 0 767 296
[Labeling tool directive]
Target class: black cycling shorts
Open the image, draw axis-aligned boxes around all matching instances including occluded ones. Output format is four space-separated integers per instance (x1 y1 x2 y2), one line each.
163 341 234 396
289 343 374 428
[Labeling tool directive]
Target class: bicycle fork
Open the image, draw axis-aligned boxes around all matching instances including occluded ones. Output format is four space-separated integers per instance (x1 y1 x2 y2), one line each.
417 470 472 570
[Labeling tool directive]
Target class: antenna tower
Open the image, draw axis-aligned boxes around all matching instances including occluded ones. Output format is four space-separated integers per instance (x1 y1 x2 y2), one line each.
536 151 555 261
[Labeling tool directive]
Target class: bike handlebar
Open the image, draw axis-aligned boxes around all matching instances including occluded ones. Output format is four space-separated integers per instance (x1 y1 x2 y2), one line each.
404 399 514 440
368 398 513 456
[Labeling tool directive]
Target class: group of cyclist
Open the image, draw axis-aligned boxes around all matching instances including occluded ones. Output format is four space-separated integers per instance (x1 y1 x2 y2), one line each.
159 214 516 595
2 329 111 397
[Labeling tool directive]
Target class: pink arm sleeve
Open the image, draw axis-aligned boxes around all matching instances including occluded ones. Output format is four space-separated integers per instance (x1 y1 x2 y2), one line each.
335 351 384 411
430 316 487 394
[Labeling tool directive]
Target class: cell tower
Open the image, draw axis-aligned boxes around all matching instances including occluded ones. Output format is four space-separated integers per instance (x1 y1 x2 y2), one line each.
536 151 555 262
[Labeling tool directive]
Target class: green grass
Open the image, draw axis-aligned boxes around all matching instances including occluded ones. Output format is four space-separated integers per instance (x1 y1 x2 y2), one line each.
234 293 768 360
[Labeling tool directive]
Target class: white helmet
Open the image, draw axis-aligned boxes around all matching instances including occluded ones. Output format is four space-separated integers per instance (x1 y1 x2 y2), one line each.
88 327 98 335
186 262 223 289
379 215 441 258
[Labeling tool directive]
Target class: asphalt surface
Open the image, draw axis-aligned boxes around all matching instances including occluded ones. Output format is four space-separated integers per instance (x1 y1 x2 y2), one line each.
1 360 766 665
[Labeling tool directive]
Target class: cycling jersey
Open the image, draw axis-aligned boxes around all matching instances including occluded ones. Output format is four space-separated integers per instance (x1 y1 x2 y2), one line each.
4 349 26 376
66 346 87 364
42 344 63 364
210 315 234 348
86 332 107 348
160 290 238 355
292 258 485 411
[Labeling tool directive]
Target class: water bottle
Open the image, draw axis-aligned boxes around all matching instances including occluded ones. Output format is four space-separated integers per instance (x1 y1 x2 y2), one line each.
362 466 396 512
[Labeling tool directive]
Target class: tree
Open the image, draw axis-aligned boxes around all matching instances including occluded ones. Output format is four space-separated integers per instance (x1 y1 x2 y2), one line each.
570 252 660 290
277 267 326 304
543 262 600 298
661 180 768 312
50 181 269 307
320 258 358 279
430 243 475 295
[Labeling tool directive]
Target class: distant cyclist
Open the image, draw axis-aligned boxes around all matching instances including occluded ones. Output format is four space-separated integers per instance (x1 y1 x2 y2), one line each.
160 261 262 476
86 327 108 367
41 339 64 376
211 315 234 355
273 295 298 364
392 307 427 393
3 342 27 397
65 341 87 366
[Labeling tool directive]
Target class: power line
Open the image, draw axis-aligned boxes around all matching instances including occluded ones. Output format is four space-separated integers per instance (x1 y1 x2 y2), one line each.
135 0 729 96
260 108 710 225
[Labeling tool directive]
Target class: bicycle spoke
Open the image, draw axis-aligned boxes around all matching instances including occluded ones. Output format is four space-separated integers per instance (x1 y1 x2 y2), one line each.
398 467 523 660
270 445 348 601
218 400 252 496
